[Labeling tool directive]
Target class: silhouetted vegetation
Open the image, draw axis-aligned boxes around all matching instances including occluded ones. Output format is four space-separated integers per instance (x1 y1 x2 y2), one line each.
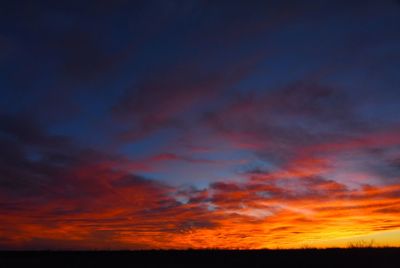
347 239 376 248
1 248 400 268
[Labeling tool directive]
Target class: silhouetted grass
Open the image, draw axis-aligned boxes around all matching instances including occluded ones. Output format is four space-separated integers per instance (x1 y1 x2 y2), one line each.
1 248 400 268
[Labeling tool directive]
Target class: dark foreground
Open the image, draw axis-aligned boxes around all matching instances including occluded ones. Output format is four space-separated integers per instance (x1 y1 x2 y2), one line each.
1 249 400 268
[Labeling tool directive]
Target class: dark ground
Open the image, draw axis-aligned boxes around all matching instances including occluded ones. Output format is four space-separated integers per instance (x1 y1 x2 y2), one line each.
1 249 400 268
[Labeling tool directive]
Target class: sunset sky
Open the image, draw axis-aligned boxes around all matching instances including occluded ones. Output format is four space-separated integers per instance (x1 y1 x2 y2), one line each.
1 0 400 249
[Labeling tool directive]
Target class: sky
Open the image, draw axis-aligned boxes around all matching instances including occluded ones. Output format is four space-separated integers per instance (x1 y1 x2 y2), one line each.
0 0 400 249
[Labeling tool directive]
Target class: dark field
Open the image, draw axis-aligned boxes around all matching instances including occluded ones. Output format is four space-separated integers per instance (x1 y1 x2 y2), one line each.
1 249 400 268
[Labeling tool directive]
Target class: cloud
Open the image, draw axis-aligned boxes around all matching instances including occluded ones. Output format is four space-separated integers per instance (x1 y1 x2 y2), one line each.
1 0 400 250
199 82 365 166
111 43 266 142
3 79 400 249
0 114 69 147
0 113 220 249
2 125 400 249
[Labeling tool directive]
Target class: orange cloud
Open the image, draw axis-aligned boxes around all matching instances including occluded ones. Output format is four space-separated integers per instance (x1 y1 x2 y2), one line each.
2 150 400 249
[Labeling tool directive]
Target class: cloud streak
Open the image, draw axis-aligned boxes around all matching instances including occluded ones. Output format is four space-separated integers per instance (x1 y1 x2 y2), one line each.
1 112 400 249
1 0 400 249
